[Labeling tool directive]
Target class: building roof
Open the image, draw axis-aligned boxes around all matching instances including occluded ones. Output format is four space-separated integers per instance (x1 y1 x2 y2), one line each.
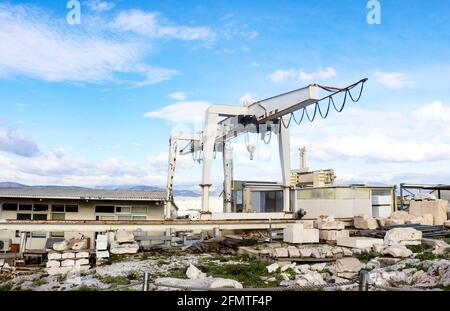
0 187 166 202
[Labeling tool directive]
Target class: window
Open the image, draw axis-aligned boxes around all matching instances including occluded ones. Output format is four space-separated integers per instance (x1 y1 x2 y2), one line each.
117 215 132 220
2 203 18 211
96 206 115 213
19 204 32 211
116 206 131 213
17 213 32 220
33 214 47 220
65 205 78 212
132 215 147 220
33 204 48 211
50 232 65 238
51 213 65 220
98 215 115 220
31 232 47 238
51 204 65 212
132 206 147 214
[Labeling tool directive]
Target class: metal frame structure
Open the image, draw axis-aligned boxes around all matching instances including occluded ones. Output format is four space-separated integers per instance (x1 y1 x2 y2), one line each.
399 183 450 210
166 80 367 219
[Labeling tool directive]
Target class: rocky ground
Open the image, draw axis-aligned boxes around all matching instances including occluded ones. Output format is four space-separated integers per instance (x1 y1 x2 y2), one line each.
0 242 449 291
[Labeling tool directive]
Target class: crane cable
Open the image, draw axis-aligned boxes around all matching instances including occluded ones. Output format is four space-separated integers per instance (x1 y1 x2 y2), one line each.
278 78 367 131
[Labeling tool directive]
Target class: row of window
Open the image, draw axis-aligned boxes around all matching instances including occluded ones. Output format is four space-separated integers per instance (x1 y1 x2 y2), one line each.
95 205 147 214
2 203 78 212
15 231 61 238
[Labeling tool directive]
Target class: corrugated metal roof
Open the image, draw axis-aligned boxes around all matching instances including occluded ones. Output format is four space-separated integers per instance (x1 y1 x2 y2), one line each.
0 187 166 201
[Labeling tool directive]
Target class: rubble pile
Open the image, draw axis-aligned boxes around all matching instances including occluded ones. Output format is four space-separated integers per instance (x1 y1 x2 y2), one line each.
317 216 349 242
45 234 91 275
155 263 243 290
368 259 450 289
0 259 13 274
259 244 354 260
110 230 139 255
186 236 243 253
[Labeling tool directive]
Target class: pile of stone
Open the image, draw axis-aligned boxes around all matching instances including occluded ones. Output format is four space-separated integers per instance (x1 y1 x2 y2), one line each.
369 227 423 259
45 234 91 275
368 258 450 289
95 234 110 265
267 257 365 286
110 230 139 254
155 264 243 289
384 211 434 226
409 197 448 225
263 244 354 260
335 257 364 279
0 259 13 273
316 216 349 242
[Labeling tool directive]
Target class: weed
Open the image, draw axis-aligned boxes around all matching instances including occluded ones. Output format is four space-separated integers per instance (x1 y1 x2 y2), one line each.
75 285 99 291
0 282 13 291
356 252 377 262
415 252 448 261
165 268 187 279
32 277 48 287
57 273 68 283
407 244 428 253
126 271 141 280
197 259 281 288
156 259 170 266
94 274 131 286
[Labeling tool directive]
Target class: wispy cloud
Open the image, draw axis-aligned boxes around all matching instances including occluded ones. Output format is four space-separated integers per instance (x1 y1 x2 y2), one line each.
144 101 211 124
373 70 415 89
85 0 115 12
168 91 188 101
267 67 336 83
0 4 177 86
109 10 214 41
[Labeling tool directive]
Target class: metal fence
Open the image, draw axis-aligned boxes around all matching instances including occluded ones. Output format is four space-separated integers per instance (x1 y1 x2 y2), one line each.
103 270 425 292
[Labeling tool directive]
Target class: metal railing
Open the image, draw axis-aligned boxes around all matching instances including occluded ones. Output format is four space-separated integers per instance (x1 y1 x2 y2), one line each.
101 270 425 291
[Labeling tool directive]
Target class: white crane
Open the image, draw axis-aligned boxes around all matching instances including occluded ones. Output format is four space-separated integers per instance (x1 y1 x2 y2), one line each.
165 79 368 219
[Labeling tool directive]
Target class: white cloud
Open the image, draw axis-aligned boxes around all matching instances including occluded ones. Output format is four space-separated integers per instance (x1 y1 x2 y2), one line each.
0 126 40 157
144 101 211 124
168 91 188 101
412 100 450 124
267 67 336 83
0 4 177 86
110 10 214 41
85 0 115 12
373 70 415 88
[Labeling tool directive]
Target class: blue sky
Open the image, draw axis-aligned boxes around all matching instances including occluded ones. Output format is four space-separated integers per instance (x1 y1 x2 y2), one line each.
0 0 450 191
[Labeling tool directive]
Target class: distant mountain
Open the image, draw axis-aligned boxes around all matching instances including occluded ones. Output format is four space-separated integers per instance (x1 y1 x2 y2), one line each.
94 185 201 197
0 182 28 188
0 182 201 197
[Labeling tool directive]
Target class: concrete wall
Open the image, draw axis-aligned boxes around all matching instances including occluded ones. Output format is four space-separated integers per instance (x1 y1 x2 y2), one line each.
0 198 164 250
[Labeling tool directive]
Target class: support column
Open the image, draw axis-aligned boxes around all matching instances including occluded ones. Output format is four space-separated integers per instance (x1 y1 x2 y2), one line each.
201 112 219 213
223 141 233 213
19 231 27 258
165 137 177 219
278 117 291 213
